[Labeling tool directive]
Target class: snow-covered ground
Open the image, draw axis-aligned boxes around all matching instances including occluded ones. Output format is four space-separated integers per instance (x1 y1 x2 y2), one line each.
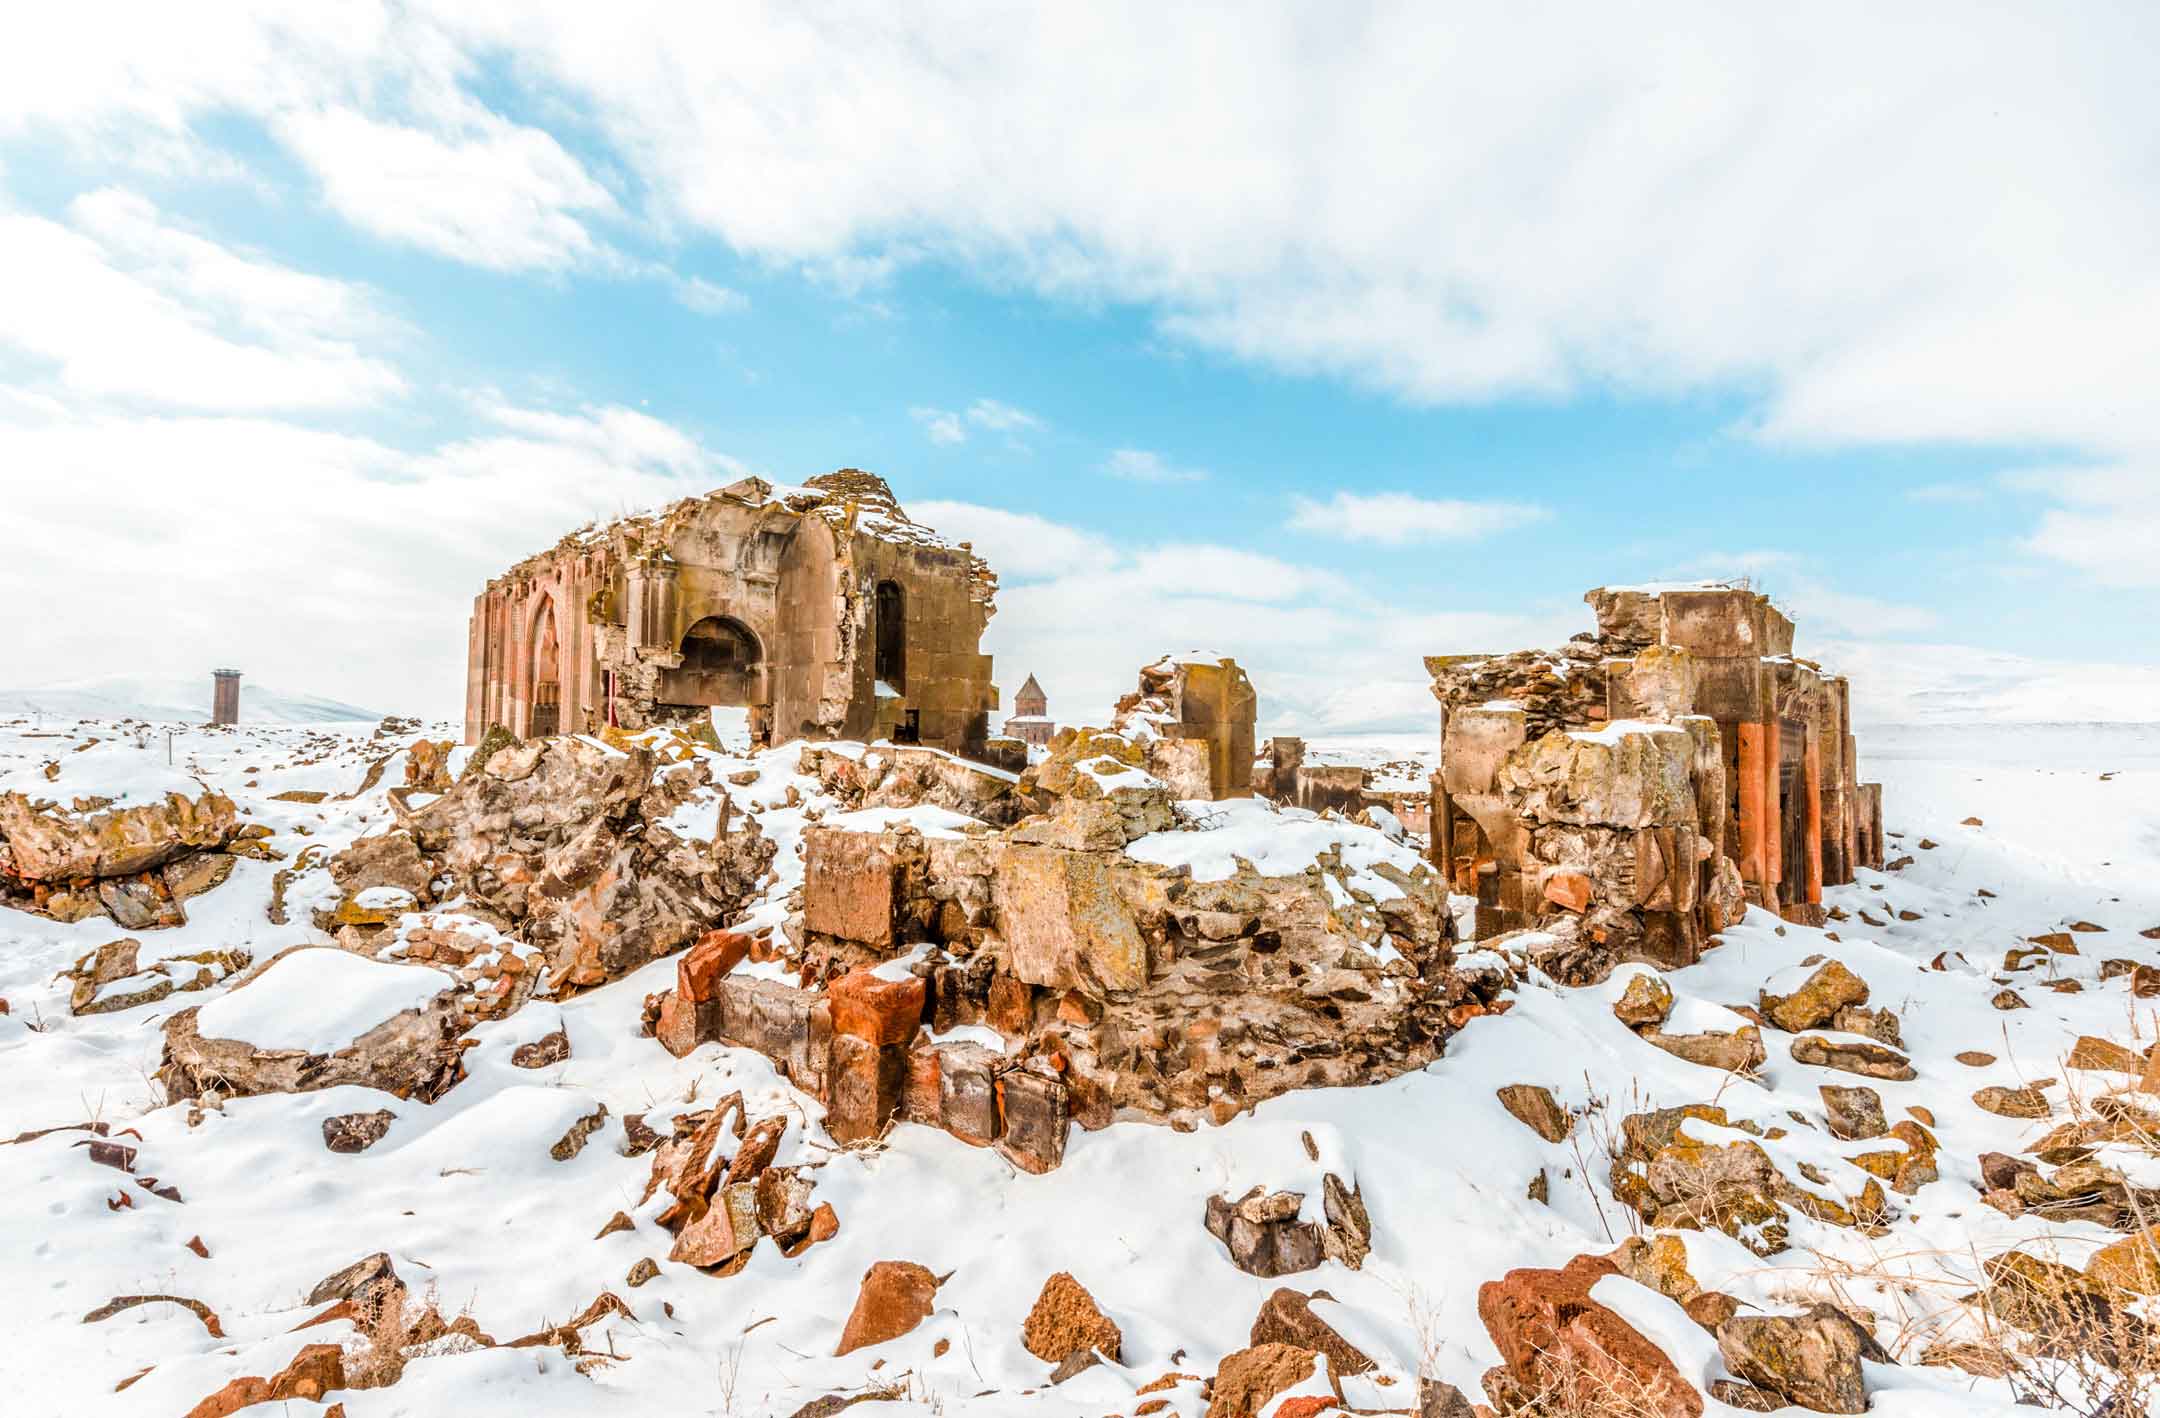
2 716 2157 1416
0 675 383 725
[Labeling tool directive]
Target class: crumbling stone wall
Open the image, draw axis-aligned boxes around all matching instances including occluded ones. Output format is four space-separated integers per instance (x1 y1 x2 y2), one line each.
464 471 999 759
1430 584 1884 971
1110 655 1257 800
652 666 1499 1169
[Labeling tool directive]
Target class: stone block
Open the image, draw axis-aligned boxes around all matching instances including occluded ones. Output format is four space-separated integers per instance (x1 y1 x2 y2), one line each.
829 968 927 1046
678 929 752 1003
902 1045 942 1125
995 1065 1068 1173
827 1032 907 1145
1294 765 1367 816
803 828 898 946
988 972 1035 1036
1658 589 1763 658
1442 704 1527 795
1147 737 1214 799
937 1041 1006 1146
996 845 1148 995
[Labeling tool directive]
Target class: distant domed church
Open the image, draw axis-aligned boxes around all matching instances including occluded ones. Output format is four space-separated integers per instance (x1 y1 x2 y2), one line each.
1001 671 1055 748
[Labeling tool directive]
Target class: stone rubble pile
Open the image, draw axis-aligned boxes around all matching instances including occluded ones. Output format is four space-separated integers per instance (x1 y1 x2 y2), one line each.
0 782 273 927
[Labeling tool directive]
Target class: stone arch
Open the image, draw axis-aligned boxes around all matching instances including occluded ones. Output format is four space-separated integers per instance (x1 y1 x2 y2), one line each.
874 580 906 690
657 614 765 711
529 593 562 737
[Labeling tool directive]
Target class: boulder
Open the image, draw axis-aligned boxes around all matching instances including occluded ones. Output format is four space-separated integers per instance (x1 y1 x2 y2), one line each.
834 1261 941 1356
1761 961 1868 1034
1497 1083 1572 1142
1250 1288 1374 1376
1789 1035 1915 1081
1973 1086 2050 1119
1820 1085 1886 1141
183 1342 345 1418
1206 1189 1325 1278
2066 1036 2144 1075
160 950 462 1102
1641 1026 1765 1073
1021 1271 1123 1365
0 785 239 881
1478 1254 1700 1418
322 1110 395 1154
1206 1343 1326 1418
1613 972 1675 1029
2085 1226 2160 1294
1715 1309 1875 1414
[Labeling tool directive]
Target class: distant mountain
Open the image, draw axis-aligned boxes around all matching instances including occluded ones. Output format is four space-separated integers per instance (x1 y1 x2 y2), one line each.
0 674 384 725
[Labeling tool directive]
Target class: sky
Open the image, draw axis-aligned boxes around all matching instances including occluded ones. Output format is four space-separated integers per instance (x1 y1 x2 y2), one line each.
1 4 2156 734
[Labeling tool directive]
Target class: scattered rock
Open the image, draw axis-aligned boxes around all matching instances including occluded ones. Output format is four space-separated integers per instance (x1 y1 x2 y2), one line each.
1642 1026 1765 1073
183 1342 345 1418
1819 1085 1885 1141
1790 1035 1915 1080
595 1211 633 1240
1206 1343 1326 1418
1613 972 1675 1029
626 1258 659 1288
2066 1036 2143 1075
1973 1086 2050 1119
550 1102 609 1161
1250 1288 1375 1377
1762 961 1869 1034
1478 1254 1700 1418
2085 1226 2160 1294
1319 1172 1371 1271
321 1110 395 1154
1496 1083 1571 1143
1991 989 2028 1011
833 1260 941 1356
1708 1379 1782 1411
1022 1271 1123 1365
1955 1051 1996 1067
1206 1188 1324 1278
511 1027 571 1069
1715 1308 1878 1414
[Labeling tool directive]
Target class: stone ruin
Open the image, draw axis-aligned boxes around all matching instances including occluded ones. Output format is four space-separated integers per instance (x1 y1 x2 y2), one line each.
648 653 1491 1171
1428 583 1885 978
464 470 1000 757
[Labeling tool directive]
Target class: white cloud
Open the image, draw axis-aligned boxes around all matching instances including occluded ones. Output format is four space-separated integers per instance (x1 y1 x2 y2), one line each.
965 398 1040 433
910 407 967 446
909 500 1117 580
0 396 739 714
672 275 747 316
1105 448 1206 483
2011 462 2160 589
0 189 403 411
1288 490 1547 545
274 105 619 272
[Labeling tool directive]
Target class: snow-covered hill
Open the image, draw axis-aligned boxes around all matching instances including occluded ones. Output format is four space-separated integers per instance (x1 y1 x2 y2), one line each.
2 718 2158 1416
0 674 383 725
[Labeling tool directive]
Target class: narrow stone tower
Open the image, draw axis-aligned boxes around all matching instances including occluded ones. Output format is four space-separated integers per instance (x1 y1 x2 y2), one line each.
211 669 242 726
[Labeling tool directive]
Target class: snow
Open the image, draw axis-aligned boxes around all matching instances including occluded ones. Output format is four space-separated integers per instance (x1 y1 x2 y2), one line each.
1127 796 1423 902
194 949 450 1052
0 673 381 724
4 713 2160 1416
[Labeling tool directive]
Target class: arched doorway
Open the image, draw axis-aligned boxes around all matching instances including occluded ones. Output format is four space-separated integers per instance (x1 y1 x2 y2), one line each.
874 580 905 690
657 615 762 710
529 596 561 737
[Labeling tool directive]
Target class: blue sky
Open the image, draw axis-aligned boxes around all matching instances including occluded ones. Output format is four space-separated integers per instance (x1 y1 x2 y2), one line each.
1 5 2153 730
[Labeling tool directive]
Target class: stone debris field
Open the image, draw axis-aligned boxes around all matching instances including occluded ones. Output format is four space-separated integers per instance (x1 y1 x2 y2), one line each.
2 478 2159 1418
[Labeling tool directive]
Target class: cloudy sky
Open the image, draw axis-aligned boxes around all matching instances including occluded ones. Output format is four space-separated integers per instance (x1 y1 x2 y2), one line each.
2 4 2155 732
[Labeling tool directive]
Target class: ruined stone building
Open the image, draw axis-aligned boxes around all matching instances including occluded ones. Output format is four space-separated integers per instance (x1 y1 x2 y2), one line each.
1428 584 1884 971
211 669 241 726
463 472 1000 756
1002 672 1055 749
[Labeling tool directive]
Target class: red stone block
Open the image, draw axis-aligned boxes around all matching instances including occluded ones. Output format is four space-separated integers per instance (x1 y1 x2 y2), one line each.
987 971 1034 1038
654 991 704 1059
901 1046 942 1125
678 929 753 1003
826 1033 906 1145
829 969 927 1047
